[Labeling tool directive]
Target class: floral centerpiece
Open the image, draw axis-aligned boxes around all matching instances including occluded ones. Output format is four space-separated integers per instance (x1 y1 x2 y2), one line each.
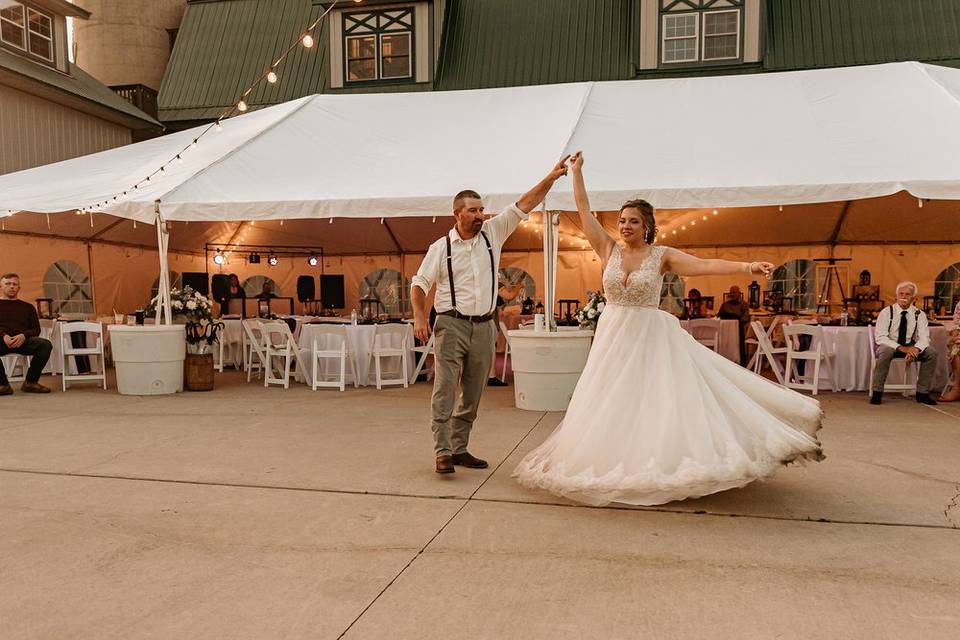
575 291 606 330
145 286 222 355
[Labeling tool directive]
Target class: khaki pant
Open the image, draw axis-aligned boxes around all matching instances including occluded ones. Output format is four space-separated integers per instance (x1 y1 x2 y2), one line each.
871 345 938 393
430 314 496 456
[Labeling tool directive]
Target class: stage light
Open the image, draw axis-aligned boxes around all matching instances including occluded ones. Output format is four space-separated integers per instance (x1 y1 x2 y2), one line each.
213 250 225 265
307 255 319 267
249 254 261 264
268 254 279 266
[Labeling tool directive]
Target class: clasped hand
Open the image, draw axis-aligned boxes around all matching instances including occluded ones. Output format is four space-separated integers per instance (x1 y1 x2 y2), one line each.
899 345 921 363
3 334 25 349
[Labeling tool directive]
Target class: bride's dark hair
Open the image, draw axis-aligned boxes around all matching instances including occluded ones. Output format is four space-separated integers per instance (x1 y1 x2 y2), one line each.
619 199 657 244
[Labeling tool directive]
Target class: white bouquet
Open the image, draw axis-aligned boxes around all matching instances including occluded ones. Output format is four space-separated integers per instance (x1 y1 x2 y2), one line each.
575 291 606 330
145 286 214 323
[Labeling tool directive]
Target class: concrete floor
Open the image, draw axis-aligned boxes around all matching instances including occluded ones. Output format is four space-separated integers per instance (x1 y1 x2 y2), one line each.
0 372 958 639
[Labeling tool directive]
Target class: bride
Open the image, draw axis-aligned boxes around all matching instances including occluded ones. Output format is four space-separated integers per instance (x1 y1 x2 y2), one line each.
513 152 824 506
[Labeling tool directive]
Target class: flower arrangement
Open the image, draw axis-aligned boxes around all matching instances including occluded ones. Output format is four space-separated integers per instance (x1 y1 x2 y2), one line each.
145 286 222 354
575 291 606 330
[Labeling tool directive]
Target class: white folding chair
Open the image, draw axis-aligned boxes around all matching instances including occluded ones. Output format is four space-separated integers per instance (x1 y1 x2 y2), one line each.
1 354 31 383
59 321 107 391
749 320 787 384
498 319 513 380
409 331 435 384
309 325 357 391
688 318 722 353
867 325 918 396
242 319 265 382
260 321 305 389
746 316 783 371
369 324 410 389
782 324 834 395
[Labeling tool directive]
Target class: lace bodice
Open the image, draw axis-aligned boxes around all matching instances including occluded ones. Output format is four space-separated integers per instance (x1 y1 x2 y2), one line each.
602 244 667 307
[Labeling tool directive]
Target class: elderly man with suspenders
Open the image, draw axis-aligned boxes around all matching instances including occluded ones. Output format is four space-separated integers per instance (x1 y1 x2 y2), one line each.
870 281 938 405
411 157 570 474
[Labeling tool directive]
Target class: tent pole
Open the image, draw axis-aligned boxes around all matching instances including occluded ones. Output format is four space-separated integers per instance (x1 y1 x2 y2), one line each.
542 202 557 332
154 201 172 325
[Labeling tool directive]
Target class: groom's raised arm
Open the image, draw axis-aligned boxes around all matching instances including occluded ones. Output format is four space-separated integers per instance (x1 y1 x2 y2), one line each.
485 156 571 242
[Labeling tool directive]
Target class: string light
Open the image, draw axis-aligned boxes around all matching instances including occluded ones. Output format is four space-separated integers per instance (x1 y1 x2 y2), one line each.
712 210 718 215
778 204 784 212
702 215 707 220
68 0 358 214
918 198 924 208
690 220 696 226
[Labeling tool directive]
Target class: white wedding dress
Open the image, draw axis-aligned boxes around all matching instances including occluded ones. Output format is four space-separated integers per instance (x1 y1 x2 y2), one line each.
513 244 824 506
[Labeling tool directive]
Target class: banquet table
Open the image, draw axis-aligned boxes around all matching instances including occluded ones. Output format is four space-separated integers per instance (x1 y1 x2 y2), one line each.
805 324 952 392
219 315 324 369
295 322 414 386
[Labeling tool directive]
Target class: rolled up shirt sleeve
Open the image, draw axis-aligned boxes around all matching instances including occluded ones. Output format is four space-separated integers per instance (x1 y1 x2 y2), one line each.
874 307 900 351
411 240 443 295
915 312 931 352
483 203 529 246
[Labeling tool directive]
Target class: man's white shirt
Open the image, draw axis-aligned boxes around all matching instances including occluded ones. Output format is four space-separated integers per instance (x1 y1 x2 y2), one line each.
411 203 528 316
874 304 930 351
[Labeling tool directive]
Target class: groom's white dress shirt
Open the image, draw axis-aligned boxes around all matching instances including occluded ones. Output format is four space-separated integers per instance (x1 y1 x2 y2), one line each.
411 204 528 316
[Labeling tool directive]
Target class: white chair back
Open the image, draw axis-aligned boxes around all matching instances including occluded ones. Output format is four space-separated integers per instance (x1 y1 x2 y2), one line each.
370 323 410 389
59 321 107 391
782 324 831 395
688 318 722 353
498 319 513 381
309 324 356 391
260 321 304 389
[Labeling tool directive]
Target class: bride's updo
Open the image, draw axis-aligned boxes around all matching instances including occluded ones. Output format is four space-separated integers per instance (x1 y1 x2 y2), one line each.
620 199 657 244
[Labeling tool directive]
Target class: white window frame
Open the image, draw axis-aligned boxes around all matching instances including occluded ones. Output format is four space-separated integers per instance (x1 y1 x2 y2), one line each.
345 33 378 82
0 3 26 50
378 31 412 80
26 7 52 61
661 12 699 64
701 8 741 62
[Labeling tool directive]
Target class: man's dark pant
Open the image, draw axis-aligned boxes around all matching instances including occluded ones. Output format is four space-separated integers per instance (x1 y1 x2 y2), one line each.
0 337 53 384
871 345 938 394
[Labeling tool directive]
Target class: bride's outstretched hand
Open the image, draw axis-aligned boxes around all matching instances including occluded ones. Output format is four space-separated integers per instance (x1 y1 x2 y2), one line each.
570 151 584 171
751 262 775 277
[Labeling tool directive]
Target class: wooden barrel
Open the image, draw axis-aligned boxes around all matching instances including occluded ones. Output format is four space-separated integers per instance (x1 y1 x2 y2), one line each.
184 353 215 391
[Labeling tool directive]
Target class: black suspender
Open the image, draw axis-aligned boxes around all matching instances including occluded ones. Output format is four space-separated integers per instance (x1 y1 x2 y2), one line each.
444 230 497 315
886 305 921 345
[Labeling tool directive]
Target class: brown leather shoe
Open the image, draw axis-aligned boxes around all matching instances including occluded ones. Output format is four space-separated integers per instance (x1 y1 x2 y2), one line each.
21 382 51 394
452 452 488 469
435 454 455 474
0 384 12 396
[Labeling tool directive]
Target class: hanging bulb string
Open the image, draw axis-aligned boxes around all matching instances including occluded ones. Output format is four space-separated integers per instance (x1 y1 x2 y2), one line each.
80 0 353 216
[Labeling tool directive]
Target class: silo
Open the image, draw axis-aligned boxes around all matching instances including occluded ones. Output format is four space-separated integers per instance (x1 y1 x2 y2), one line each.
73 0 187 92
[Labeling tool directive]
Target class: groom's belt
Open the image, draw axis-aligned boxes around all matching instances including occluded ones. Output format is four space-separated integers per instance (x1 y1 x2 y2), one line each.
440 310 495 323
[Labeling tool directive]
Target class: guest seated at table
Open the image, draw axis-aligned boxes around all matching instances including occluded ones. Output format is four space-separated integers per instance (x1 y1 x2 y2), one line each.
218 273 246 316
718 285 751 365
870 281 937 405
0 273 53 395
939 299 960 402
488 280 525 387
256 282 277 299
680 289 704 320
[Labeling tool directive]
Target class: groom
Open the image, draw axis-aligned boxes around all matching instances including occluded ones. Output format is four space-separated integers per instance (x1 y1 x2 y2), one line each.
411 157 570 473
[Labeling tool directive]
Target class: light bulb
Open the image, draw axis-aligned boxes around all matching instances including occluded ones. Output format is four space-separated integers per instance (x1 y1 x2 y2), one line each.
778 204 784 212
690 221 696 226
661 233 666 239
302 34 314 48
267 71 278 84
192 139 198 148
215 121 222 132
307 255 319 267
268 254 279 266
176 155 183 164
702 215 707 220
672 230 677 235
213 251 225 265
681 225 686 230
712 210 718 215
237 100 248 112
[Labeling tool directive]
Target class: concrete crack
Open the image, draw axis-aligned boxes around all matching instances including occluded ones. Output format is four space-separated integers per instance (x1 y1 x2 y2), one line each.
945 484 960 529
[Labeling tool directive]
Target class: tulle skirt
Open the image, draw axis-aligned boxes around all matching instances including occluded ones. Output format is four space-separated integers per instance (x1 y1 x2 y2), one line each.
513 304 824 506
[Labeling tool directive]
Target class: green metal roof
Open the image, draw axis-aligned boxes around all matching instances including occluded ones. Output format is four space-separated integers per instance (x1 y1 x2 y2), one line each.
158 0 429 124
435 0 637 91
0 48 160 128
764 0 960 71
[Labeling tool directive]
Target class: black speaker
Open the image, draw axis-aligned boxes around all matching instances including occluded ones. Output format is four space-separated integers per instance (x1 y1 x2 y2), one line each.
182 272 209 296
296 275 316 302
211 274 231 303
320 274 345 309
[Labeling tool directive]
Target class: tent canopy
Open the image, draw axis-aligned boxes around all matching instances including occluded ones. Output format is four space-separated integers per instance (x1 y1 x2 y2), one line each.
1 61 960 225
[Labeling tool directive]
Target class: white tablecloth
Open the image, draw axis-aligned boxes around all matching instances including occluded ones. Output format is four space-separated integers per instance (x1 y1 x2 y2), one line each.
806 325 952 392
681 318 741 363
219 316 325 369
296 323 414 386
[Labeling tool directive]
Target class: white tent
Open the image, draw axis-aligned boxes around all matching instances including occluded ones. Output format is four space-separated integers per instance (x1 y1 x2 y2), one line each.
2 61 960 320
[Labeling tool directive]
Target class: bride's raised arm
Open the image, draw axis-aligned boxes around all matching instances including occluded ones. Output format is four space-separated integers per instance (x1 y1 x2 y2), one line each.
663 247 774 278
569 152 616 263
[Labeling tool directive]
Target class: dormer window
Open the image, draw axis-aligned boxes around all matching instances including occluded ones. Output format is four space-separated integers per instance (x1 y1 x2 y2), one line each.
343 8 414 83
1 2 54 63
659 0 743 65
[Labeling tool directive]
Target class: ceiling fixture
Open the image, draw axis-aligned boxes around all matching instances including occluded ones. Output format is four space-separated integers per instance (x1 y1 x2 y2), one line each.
213 250 225 265
248 254 261 264
268 254 279 266
307 255 319 267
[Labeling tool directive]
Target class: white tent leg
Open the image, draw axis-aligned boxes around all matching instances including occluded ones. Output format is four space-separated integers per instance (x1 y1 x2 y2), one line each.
154 201 172 325
541 203 558 332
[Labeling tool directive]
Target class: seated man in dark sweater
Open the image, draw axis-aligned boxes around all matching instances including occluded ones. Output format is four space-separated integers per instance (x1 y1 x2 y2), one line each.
0 273 53 395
